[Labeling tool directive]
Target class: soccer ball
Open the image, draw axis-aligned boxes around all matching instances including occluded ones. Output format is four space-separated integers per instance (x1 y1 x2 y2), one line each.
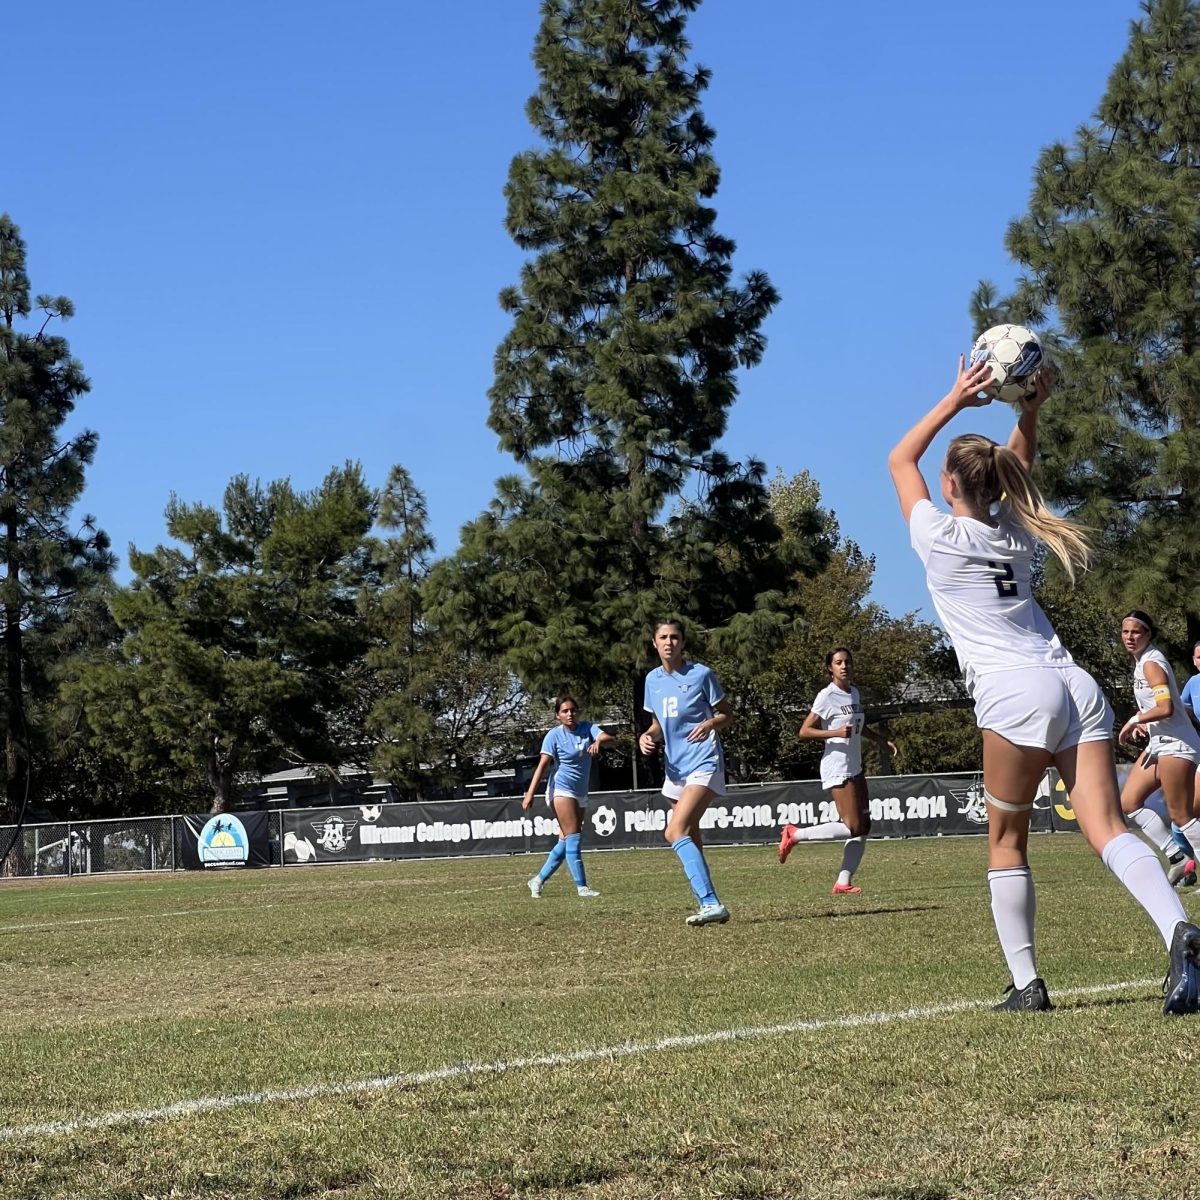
969 324 1044 403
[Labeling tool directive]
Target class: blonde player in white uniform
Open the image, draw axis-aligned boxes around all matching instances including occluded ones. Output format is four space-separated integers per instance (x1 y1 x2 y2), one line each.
778 647 897 894
1117 611 1200 880
888 355 1200 1015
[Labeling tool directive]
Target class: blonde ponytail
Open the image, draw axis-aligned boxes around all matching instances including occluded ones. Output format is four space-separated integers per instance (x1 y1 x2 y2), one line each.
992 447 1092 582
945 434 1092 582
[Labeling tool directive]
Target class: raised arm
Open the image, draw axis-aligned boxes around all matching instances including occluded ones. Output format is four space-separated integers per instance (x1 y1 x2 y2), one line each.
587 729 616 756
888 356 993 521
1006 366 1053 473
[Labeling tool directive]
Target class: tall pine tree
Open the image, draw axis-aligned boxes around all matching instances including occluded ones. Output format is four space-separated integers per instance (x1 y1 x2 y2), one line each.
0 215 113 817
430 0 789 718
365 468 539 796
976 0 1200 648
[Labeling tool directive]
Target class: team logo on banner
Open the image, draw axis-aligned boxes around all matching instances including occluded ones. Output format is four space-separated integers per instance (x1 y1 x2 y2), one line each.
197 815 251 865
949 778 988 825
312 814 357 853
591 805 618 837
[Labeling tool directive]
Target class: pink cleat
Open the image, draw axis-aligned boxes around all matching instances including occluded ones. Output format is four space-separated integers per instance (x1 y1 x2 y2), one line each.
832 881 861 895
778 824 799 864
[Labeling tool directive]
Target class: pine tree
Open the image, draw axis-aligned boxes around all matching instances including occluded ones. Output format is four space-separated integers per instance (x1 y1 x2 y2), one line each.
365 468 538 796
976 0 1200 647
0 215 113 817
77 467 375 812
430 0 788 716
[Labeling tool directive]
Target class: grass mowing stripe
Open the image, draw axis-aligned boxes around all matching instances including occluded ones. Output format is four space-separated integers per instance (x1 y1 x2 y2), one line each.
0 976 1156 1144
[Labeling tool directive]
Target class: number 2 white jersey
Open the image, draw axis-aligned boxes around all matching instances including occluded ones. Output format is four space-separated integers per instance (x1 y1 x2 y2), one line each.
909 499 1071 690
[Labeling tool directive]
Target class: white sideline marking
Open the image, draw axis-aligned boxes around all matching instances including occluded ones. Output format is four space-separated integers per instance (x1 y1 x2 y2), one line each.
0 904 280 934
0 976 1157 1143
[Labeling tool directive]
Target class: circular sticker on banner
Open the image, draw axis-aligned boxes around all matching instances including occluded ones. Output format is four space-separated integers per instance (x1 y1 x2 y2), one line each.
198 815 250 865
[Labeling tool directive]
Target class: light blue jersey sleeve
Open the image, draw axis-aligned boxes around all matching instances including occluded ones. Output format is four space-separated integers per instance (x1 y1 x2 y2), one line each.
1182 675 1200 721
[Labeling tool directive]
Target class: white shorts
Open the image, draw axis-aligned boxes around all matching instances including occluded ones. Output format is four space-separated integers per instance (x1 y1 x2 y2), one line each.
821 770 863 791
1143 735 1200 766
661 767 727 801
548 790 587 808
972 664 1113 753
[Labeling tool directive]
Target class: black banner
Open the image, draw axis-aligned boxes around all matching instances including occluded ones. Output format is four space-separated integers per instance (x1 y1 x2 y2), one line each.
279 770 1079 865
177 811 273 869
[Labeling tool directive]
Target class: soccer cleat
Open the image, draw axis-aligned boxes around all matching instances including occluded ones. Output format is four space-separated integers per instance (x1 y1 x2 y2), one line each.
1168 857 1197 886
576 886 600 898
778 824 799 864
831 881 861 895
1184 871 1198 888
993 977 1053 1012
527 877 543 898
685 903 731 927
1162 920 1200 1016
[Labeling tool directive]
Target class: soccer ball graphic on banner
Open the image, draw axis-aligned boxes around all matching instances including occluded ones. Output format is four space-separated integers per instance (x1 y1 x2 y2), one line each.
969 324 1044 403
591 806 618 837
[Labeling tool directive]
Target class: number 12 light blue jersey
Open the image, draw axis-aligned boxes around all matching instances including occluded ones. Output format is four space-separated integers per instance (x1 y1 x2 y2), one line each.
644 661 725 781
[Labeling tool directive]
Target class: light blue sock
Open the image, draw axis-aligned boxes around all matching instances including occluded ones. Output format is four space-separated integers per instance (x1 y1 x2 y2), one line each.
671 835 718 907
1172 822 1197 860
564 833 586 886
538 840 567 883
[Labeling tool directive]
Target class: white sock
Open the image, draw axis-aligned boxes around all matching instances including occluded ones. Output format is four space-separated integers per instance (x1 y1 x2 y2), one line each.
988 867 1038 990
797 821 852 842
837 836 866 885
1128 806 1176 856
1101 832 1186 948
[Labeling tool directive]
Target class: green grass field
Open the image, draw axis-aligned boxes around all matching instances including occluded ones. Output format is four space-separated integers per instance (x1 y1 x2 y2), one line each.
0 835 1195 1200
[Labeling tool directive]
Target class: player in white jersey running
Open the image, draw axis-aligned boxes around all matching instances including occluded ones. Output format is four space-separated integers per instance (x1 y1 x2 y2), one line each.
778 647 897 894
1116 611 1200 885
639 619 734 927
888 354 1200 1015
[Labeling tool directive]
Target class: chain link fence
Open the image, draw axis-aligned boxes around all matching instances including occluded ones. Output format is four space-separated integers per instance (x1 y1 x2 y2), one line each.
0 816 186 878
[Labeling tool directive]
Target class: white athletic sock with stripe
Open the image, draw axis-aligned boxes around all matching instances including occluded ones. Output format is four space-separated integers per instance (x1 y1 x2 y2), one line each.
837 836 866 884
795 821 852 841
988 866 1037 990
1128 805 1177 855
1101 832 1186 948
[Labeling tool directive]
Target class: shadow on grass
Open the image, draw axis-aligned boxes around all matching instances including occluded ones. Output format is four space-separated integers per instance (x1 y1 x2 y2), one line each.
748 905 942 924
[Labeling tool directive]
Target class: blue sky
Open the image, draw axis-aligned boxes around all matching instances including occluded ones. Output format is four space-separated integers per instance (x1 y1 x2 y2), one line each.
8 0 1138 622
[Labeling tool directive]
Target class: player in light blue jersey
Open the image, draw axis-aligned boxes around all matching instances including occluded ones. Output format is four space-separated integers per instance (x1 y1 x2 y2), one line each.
522 694 613 899
1181 640 1200 735
639 619 733 927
